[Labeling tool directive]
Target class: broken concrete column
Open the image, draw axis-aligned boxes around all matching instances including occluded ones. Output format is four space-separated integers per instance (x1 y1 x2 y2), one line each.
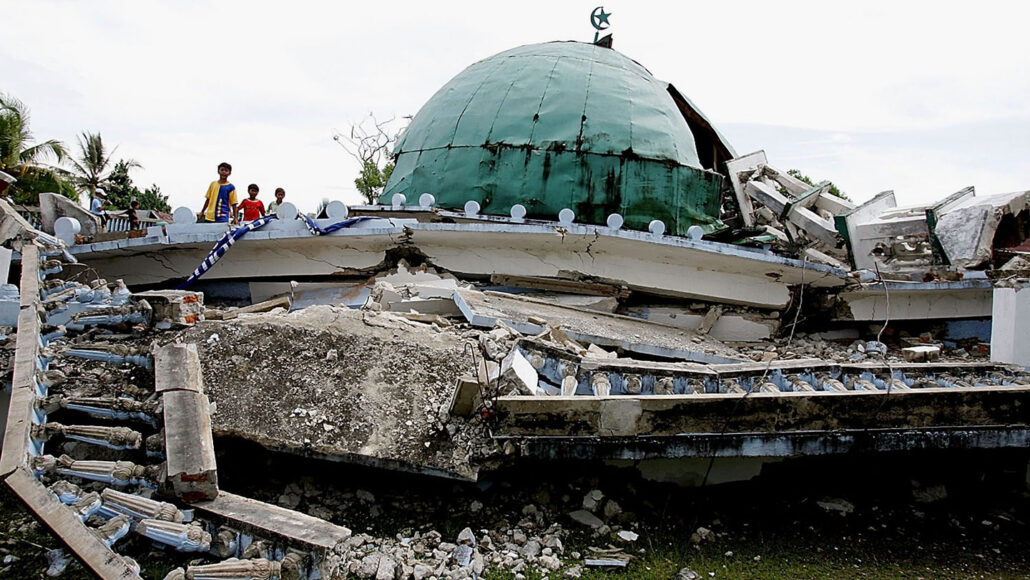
47 455 162 487
155 342 219 501
185 559 282 580
32 423 142 450
136 520 212 552
100 488 185 523
163 390 218 501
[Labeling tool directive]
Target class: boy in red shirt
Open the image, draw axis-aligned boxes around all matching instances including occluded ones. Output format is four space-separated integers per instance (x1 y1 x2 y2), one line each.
237 184 265 222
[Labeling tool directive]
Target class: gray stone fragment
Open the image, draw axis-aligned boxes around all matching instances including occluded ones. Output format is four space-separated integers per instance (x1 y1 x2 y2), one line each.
453 544 473 566
375 554 396 580
569 510 604 529
456 526 476 546
582 489 604 511
521 539 541 559
45 548 71 577
413 564 434 580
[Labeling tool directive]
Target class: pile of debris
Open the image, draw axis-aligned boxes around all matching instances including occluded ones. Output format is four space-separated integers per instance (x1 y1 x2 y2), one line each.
723 150 1030 279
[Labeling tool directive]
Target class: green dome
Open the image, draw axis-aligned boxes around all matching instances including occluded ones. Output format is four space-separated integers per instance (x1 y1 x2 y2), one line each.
383 41 726 234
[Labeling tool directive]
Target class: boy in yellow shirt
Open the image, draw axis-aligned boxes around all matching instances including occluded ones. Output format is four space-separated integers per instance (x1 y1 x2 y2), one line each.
199 162 238 223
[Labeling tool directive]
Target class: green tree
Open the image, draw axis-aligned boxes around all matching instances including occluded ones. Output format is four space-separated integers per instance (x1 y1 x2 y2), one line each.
67 131 140 200
102 159 170 212
786 169 849 201
0 92 76 204
354 160 395 205
136 185 170 213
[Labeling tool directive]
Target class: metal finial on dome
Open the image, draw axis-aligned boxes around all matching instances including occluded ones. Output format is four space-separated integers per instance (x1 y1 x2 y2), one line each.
590 7 611 35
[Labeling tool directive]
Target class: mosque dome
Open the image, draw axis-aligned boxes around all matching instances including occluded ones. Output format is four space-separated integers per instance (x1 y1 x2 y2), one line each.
382 41 732 235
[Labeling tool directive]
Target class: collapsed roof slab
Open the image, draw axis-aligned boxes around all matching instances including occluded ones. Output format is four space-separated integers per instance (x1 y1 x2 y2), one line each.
408 223 846 309
174 306 477 480
67 221 846 308
69 230 400 287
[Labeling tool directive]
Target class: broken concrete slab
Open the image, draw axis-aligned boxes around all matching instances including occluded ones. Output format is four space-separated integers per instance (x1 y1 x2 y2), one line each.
449 378 482 417
936 190 1030 269
39 192 100 238
175 306 477 480
71 221 846 308
0 199 47 248
454 288 745 364
499 348 540 395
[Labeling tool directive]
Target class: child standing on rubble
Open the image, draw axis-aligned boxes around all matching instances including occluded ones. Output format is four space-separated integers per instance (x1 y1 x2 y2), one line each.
267 187 286 215
199 162 238 224
237 184 266 222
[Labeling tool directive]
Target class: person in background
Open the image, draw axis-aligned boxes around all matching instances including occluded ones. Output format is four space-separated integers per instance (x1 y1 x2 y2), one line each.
90 188 108 229
199 162 237 223
267 187 286 215
127 200 141 230
237 184 265 222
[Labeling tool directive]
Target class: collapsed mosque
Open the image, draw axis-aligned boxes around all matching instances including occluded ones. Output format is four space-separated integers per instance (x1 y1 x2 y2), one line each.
2 27 1030 579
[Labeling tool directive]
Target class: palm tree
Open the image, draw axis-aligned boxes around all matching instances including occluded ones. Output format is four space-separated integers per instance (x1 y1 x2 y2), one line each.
67 131 140 200
0 92 73 203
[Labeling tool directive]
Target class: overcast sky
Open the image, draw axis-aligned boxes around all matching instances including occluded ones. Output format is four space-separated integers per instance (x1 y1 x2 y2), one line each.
5 1 1029 213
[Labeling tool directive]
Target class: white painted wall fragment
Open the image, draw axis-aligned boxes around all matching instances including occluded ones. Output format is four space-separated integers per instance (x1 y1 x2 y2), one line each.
172 207 196 224
991 286 1030 366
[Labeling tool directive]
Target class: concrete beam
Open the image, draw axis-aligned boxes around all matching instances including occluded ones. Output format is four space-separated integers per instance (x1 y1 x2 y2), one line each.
837 280 993 321
191 490 351 552
18 244 38 309
0 307 40 477
511 426 1030 460
725 151 767 226
5 466 142 579
493 386 1030 437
